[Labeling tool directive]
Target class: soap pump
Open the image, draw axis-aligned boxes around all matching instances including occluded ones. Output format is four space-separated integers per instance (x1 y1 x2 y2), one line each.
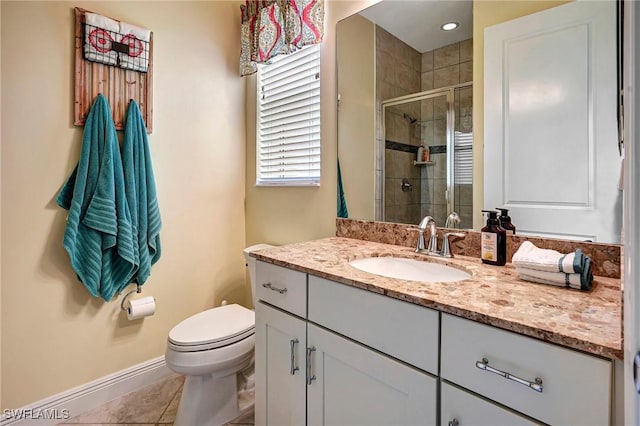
496 207 516 235
481 210 507 266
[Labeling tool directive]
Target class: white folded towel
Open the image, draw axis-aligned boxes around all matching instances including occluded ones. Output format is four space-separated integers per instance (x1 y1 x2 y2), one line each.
516 255 593 291
118 22 151 72
84 13 119 65
512 241 585 273
517 269 582 290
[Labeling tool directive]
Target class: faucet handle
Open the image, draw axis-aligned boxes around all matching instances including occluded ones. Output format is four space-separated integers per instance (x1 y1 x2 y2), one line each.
441 232 466 258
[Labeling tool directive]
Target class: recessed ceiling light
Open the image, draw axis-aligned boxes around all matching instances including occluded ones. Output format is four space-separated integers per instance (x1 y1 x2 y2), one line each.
441 22 459 31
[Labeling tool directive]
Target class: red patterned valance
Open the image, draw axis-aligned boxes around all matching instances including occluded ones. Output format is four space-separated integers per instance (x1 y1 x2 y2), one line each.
240 0 324 76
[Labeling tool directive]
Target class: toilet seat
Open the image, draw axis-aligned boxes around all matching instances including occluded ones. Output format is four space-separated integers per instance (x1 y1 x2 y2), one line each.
168 304 255 352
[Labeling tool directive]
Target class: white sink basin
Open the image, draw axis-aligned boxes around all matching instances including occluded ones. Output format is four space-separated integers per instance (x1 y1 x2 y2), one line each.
348 257 471 283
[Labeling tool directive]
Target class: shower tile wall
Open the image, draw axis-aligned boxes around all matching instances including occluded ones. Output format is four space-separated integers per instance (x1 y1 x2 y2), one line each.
420 38 473 227
376 26 421 224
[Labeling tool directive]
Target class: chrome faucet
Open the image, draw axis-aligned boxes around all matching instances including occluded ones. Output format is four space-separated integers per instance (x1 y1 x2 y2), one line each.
416 216 438 253
413 215 466 258
445 211 461 229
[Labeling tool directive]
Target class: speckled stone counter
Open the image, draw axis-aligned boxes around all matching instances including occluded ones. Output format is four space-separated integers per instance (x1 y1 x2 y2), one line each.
252 237 623 360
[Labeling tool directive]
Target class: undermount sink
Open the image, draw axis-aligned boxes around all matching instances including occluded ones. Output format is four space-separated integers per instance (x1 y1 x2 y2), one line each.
348 257 471 283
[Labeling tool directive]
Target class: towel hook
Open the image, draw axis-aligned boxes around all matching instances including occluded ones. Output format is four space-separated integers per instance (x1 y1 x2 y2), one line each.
120 284 142 313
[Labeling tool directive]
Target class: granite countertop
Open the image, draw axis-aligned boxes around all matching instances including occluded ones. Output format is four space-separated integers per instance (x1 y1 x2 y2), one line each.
252 236 623 360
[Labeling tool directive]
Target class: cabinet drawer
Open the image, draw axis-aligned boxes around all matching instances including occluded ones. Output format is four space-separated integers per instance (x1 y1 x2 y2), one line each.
308 276 439 374
441 382 540 426
256 261 307 318
441 314 612 426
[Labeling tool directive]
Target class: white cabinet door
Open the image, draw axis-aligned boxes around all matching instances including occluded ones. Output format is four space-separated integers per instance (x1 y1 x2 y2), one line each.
255 302 306 426
441 382 540 426
484 1 620 243
306 324 437 426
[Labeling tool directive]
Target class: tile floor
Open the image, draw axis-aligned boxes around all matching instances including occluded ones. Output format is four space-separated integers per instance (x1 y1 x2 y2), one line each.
57 374 254 426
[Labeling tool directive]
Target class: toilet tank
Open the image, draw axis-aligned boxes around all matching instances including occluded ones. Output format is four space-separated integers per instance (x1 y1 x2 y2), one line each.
243 244 275 306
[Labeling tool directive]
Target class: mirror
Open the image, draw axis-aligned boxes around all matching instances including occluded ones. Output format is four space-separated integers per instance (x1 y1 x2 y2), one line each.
337 0 622 244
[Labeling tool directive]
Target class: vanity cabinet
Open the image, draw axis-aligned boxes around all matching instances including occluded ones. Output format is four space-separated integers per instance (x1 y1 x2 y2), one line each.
255 260 614 426
255 261 438 426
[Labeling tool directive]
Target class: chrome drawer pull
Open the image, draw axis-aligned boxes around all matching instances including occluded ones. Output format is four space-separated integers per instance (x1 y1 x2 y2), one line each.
306 346 317 385
476 358 543 393
290 339 299 375
262 283 287 294
448 418 459 426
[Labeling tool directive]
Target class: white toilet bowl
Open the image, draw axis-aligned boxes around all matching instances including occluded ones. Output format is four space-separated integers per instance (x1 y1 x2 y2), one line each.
164 244 274 426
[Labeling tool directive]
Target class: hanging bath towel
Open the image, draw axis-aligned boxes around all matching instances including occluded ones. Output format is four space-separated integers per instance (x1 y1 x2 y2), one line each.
57 94 138 301
337 159 349 218
122 100 161 286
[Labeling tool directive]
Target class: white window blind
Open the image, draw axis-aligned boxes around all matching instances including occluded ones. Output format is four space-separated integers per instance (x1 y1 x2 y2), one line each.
454 131 473 185
257 44 321 186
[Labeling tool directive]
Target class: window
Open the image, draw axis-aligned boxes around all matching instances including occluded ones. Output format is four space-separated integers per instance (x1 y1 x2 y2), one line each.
256 44 321 186
454 130 473 185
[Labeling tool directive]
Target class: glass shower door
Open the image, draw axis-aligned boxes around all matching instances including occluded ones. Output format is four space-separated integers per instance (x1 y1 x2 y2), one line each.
381 84 473 228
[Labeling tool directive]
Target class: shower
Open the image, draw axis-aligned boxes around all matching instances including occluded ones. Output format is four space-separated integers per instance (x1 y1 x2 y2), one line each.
380 83 473 228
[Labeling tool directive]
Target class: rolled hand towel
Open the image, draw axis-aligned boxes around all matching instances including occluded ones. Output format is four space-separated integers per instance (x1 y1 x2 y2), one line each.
118 22 151 72
84 13 119 65
512 241 586 273
516 258 593 291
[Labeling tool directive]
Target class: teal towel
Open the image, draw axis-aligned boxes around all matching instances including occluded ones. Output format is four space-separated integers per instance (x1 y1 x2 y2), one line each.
57 94 138 301
122 100 161 286
337 159 349 218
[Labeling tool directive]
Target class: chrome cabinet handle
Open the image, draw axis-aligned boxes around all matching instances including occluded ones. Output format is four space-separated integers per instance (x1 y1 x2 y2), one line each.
306 346 316 385
262 283 287 294
476 358 543 392
289 339 299 375
448 419 459 426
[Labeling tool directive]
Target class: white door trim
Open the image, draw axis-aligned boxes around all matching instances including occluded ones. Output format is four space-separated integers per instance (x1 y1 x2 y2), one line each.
623 0 640 424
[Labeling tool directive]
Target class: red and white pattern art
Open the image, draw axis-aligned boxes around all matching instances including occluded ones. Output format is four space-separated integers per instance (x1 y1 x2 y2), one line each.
83 12 150 72
84 12 119 65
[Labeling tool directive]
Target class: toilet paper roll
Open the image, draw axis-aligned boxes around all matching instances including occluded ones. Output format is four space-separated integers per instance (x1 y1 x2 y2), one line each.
126 296 156 320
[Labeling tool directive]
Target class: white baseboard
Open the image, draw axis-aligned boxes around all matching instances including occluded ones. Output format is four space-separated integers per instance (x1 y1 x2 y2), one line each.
1 356 175 426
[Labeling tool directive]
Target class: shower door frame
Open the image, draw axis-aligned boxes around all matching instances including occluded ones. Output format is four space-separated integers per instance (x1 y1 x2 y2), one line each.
379 82 471 224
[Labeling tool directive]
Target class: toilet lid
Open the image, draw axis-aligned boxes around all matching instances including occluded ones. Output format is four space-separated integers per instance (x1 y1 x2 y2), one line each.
168 304 255 349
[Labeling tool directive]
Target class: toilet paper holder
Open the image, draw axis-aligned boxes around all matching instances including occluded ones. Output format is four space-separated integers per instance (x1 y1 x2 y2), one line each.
120 284 142 314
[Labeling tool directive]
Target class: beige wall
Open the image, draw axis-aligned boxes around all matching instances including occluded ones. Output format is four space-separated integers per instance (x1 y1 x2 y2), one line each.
337 14 376 221
245 0 380 247
472 0 570 229
1 1 246 408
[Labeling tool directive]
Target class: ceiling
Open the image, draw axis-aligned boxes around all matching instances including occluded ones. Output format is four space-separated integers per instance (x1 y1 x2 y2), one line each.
359 0 473 53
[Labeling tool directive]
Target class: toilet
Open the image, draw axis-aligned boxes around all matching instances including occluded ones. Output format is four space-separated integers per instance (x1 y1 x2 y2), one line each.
165 244 274 426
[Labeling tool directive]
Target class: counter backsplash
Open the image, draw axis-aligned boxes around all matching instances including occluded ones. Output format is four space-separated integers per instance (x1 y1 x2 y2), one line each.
336 218 621 279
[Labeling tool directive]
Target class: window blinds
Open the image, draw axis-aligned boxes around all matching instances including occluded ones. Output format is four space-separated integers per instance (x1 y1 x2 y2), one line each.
454 130 473 185
257 44 321 186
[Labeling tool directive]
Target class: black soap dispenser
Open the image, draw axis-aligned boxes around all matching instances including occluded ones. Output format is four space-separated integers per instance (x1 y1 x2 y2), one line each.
496 208 516 235
481 210 507 266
